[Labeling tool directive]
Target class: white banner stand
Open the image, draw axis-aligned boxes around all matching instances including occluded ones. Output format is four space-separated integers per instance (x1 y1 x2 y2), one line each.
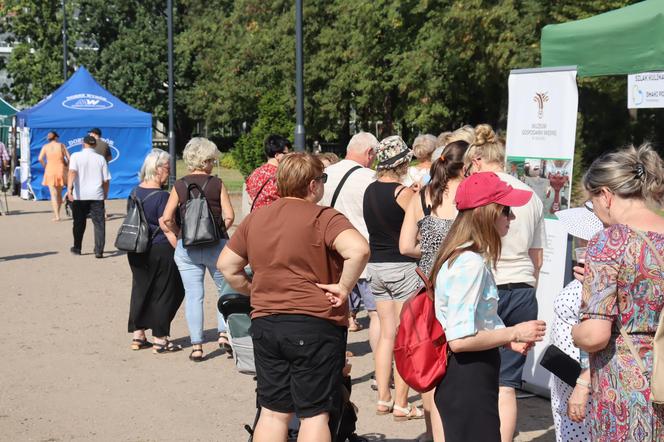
505 66 578 397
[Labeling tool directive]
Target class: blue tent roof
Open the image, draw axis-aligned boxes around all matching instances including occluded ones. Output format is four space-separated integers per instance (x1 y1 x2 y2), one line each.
17 67 151 128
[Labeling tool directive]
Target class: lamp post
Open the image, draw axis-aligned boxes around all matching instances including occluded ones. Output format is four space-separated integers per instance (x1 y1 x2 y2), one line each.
62 0 67 80
294 0 305 151
167 0 176 186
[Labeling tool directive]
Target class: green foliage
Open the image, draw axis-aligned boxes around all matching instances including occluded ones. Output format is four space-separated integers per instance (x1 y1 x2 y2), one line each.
218 152 238 170
232 92 294 176
5 0 661 174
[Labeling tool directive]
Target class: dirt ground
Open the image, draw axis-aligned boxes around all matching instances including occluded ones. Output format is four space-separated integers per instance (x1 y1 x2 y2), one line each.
0 195 555 441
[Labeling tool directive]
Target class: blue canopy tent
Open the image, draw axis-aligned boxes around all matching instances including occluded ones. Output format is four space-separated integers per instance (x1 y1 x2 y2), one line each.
16 66 152 199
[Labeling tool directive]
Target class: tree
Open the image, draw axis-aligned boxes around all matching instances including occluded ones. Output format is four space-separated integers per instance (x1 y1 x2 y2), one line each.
2 0 68 105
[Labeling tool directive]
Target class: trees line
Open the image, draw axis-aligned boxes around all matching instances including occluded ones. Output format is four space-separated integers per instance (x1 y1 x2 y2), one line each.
3 0 663 176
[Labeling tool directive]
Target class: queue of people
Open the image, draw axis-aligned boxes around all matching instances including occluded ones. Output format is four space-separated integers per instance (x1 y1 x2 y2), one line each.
39 124 662 441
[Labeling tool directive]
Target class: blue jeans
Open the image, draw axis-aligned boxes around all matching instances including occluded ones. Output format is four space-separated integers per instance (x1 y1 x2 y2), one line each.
174 239 229 345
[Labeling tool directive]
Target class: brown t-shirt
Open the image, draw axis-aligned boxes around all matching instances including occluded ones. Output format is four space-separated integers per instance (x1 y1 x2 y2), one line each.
174 174 227 238
94 139 111 162
227 198 355 327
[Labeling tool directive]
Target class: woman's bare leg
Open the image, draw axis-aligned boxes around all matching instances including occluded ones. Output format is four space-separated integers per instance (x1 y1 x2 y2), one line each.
48 185 61 220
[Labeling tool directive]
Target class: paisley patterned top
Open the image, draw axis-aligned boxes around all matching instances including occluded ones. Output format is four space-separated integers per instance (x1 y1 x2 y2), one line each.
579 224 664 441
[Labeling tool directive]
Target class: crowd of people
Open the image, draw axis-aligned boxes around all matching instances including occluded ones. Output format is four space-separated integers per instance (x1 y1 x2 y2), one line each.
42 122 664 442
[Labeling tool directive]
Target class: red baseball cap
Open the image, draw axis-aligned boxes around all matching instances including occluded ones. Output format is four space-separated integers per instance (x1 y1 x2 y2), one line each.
455 172 532 210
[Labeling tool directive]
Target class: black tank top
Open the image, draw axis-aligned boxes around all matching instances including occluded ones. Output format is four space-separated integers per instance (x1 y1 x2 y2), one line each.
363 181 416 263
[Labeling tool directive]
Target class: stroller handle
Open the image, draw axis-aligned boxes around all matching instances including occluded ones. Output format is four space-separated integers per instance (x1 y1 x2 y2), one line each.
217 293 252 320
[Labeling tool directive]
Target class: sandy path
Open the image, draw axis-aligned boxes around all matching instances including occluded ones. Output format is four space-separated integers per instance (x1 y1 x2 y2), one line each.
0 196 554 441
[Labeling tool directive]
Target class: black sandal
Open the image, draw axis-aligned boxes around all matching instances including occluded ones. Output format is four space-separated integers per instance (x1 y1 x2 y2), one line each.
189 347 204 362
152 340 182 354
131 339 152 351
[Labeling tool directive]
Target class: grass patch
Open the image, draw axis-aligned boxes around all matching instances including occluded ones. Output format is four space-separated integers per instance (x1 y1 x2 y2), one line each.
176 159 245 193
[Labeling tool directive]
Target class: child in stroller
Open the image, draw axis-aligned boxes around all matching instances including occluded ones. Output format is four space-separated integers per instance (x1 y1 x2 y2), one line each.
217 293 367 442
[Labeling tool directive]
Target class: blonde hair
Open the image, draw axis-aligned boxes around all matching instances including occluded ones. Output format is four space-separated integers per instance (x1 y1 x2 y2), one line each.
276 152 324 198
447 125 476 145
316 152 340 167
436 131 452 148
583 144 664 206
183 137 218 172
376 162 408 180
412 134 438 161
139 149 170 182
430 204 504 283
464 124 505 167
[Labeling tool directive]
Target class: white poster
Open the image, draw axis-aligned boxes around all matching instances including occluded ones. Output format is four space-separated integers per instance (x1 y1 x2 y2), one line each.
505 67 578 396
628 72 664 109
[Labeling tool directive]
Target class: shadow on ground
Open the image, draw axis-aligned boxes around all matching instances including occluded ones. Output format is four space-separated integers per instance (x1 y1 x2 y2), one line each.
0 251 58 261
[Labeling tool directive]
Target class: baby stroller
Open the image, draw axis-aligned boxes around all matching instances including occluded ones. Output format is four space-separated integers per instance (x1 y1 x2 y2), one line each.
217 293 365 442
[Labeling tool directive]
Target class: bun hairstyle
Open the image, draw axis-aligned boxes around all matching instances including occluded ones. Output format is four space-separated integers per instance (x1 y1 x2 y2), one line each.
47 131 59 141
463 124 506 167
427 140 469 210
583 144 664 206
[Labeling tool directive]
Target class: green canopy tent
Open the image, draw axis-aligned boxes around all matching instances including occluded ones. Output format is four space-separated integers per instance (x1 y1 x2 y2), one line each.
541 0 664 77
0 95 17 147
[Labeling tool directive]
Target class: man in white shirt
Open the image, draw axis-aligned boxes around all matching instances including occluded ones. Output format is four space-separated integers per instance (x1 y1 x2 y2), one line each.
66 135 111 258
320 132 380 355
464 129 545 442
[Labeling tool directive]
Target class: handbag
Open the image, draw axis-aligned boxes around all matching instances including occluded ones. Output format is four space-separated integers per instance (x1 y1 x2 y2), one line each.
539 344 582 387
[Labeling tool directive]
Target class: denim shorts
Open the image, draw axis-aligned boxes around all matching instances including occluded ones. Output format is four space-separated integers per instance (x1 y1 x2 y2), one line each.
367 262 420 302
349 278 377 312
497 285 538 388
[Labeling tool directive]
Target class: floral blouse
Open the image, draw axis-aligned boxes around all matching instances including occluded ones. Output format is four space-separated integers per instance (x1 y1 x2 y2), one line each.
245 163 279 211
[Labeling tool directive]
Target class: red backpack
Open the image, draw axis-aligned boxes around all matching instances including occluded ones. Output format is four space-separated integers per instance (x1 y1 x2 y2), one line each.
394 268 448 393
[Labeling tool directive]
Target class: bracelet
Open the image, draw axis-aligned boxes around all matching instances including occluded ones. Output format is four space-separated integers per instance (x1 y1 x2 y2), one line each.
575 377 591 388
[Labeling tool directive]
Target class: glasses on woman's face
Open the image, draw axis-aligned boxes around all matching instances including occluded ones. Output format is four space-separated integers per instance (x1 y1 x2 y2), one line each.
501 206 512 217
584 200 594 213
314 173 328 184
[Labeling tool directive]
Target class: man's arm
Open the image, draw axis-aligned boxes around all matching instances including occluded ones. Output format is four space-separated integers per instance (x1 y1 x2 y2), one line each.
102 181 109 199
66 169 77 201
528 248 543 282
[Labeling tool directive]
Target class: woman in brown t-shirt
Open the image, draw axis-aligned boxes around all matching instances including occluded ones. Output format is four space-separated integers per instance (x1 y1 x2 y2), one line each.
218 152 369 442
162 137 234 362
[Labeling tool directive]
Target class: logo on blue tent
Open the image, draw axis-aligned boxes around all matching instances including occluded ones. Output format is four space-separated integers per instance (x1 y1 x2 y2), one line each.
66 137 120 163
62 93 114 111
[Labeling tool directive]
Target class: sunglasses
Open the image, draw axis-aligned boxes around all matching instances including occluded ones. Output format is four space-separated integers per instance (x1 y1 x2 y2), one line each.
501 206 512 217
314 173 328 184
584 201 594 213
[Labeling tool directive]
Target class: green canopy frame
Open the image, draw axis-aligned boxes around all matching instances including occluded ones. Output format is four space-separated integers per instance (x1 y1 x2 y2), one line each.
541 0 664 77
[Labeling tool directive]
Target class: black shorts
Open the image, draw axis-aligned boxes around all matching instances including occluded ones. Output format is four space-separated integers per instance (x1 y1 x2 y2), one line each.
497 285 538 388
251 314 347 418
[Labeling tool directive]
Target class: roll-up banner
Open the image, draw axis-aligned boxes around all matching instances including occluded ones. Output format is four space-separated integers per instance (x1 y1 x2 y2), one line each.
505 66 578 396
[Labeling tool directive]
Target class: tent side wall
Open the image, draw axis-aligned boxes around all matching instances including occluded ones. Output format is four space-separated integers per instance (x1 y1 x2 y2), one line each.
29 127 152 200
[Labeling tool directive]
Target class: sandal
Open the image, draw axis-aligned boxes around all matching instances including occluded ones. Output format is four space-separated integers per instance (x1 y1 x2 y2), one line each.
130 338 152 351
393 404 424 421
376 399 394 416
189 347 204 362
152 340 182 354
218 332 233 355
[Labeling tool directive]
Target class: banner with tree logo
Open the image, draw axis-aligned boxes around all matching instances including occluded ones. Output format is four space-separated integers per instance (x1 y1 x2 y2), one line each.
505 67 578 394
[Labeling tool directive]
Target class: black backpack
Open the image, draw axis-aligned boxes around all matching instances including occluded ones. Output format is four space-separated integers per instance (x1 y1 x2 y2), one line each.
181 176 221 247
115 189 161 253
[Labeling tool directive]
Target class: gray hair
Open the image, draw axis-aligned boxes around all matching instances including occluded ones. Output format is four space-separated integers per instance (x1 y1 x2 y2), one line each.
412 134 438 161
139 149 170 182
447 125 476 145
347 131 379 154
583 144 664 205
183 137 218 172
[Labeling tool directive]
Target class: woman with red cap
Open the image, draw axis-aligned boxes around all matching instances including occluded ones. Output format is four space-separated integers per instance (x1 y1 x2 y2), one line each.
430 172 547 442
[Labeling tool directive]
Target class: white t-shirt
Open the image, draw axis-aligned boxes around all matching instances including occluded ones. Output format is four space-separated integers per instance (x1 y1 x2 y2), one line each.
494 172 546 286
320 159 375 279
69 148 111 200
402 165 429 187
